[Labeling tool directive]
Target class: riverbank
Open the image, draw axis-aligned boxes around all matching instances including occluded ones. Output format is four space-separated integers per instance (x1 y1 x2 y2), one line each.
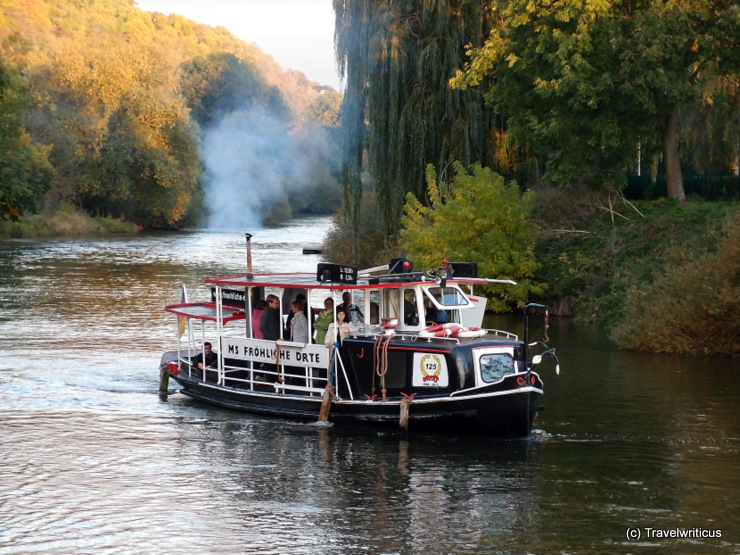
0 205 138 238
533 192 739 356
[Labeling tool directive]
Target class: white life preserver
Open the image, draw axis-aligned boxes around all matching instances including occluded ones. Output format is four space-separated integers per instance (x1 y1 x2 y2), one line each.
419 323 462 338
419 323 487 339
453 327 488 339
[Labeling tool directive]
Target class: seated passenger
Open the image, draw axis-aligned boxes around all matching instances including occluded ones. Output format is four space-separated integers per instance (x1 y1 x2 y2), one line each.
192 341 218 369
425 301 447 324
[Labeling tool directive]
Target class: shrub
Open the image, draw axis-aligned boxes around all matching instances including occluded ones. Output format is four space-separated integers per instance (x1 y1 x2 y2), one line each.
611 212 740 356
400 163 544 311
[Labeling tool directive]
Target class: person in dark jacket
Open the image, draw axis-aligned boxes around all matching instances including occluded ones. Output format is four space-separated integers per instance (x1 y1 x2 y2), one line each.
260 294 282 341
191 342 218 369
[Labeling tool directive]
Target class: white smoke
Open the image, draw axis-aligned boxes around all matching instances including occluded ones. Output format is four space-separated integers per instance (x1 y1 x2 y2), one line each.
201 109 313 229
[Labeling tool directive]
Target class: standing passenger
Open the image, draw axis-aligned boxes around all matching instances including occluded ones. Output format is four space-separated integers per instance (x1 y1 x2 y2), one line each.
313 297 334 344
260 294 281 341
289 301 308 343
341 291 363 326
325 306 358 348
251 299 267 339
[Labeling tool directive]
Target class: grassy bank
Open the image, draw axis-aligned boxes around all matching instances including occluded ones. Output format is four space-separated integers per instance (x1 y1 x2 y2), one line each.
533 191 738 356
0 205 138 238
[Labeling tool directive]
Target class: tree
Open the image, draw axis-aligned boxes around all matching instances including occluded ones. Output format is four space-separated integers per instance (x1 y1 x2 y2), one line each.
451 0 740 200
304 90 342 127
0 58 53 219
399 162 543 310
90 93 200 227
334 0 503 253
179 52 288 128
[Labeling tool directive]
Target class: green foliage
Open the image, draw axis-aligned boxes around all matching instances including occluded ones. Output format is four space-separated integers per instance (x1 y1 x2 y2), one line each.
0 57 53 219
533 190 739 344
334 0 509 247
304 91 342 127
0 202 137 238
399 162 544 311
451 0 740 197
611 211 740 357
180 52 287 127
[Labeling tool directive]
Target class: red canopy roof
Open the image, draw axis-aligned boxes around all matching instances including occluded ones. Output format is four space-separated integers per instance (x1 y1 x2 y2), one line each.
164 302 246 323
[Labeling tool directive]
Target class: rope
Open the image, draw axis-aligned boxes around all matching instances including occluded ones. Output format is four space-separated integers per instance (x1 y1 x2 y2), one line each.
372 334 383 396
375 334 393 401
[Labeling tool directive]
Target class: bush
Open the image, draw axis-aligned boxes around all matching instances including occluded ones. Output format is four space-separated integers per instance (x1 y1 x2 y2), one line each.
400 162 544 311
0 204 137 238
611 211 739 356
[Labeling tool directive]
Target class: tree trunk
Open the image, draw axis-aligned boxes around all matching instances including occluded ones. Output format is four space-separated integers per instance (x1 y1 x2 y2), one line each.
655 90 686 201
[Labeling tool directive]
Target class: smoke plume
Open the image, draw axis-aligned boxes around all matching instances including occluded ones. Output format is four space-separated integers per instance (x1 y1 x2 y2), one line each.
201 109 316 229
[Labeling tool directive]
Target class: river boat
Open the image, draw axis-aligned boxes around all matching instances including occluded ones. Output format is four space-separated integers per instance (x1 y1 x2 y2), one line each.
160 238 560 438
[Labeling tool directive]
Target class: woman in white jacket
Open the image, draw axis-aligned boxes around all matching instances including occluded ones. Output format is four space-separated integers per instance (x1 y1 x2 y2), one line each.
289 301 308 343
324 306 357 348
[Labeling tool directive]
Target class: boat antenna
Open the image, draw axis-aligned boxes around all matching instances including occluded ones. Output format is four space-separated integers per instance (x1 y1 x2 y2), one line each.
245 233 253 279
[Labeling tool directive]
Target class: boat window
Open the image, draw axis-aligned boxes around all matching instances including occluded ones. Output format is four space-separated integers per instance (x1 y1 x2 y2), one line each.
403 289 419 326
479 353 515 383
424 286 471 309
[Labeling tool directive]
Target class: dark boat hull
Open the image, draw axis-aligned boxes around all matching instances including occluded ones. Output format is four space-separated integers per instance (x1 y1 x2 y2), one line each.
168 372 542 438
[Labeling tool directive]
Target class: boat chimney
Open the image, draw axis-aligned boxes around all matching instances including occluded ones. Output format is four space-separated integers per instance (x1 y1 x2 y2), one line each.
245 233 253 279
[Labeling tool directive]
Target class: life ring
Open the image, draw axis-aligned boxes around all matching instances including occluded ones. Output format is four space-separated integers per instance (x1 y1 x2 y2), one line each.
453 327 487 339
418 325 487 339
419 324 462 338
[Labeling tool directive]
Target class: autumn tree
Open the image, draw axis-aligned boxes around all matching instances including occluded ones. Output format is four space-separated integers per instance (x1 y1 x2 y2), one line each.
179 52 289 128
400 162 543 310
0 58 53 219
452 0 740 200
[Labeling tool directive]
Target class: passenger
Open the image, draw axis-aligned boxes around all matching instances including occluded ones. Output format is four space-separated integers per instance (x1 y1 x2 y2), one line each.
251 299 267 339
260 294 281 341
341 291 364 326
258 294 281 382
403 290 419 325
289 301 309 343
192 341 218 369
425 300 447 324
314 297 334 344
325 306 358 348
284 293 307 337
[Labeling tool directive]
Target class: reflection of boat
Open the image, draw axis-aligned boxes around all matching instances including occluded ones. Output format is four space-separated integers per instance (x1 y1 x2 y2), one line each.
160 241 560 438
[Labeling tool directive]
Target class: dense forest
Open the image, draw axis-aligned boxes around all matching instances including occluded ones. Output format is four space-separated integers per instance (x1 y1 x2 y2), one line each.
0 0 342 229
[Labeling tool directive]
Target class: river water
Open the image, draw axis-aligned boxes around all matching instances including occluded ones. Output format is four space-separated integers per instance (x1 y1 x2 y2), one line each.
0 217 737 554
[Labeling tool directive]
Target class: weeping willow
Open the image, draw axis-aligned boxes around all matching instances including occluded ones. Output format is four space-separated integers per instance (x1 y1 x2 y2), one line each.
334 1 507 251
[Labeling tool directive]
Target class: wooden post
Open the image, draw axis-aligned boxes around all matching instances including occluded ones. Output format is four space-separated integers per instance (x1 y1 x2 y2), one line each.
399 393 416 431
160 361 178 394
159 365 170 393
318 384 333 422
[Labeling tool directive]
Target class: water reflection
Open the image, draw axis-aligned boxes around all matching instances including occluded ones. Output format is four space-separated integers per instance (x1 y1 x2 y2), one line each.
0 218 737 553
168 410 543 554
